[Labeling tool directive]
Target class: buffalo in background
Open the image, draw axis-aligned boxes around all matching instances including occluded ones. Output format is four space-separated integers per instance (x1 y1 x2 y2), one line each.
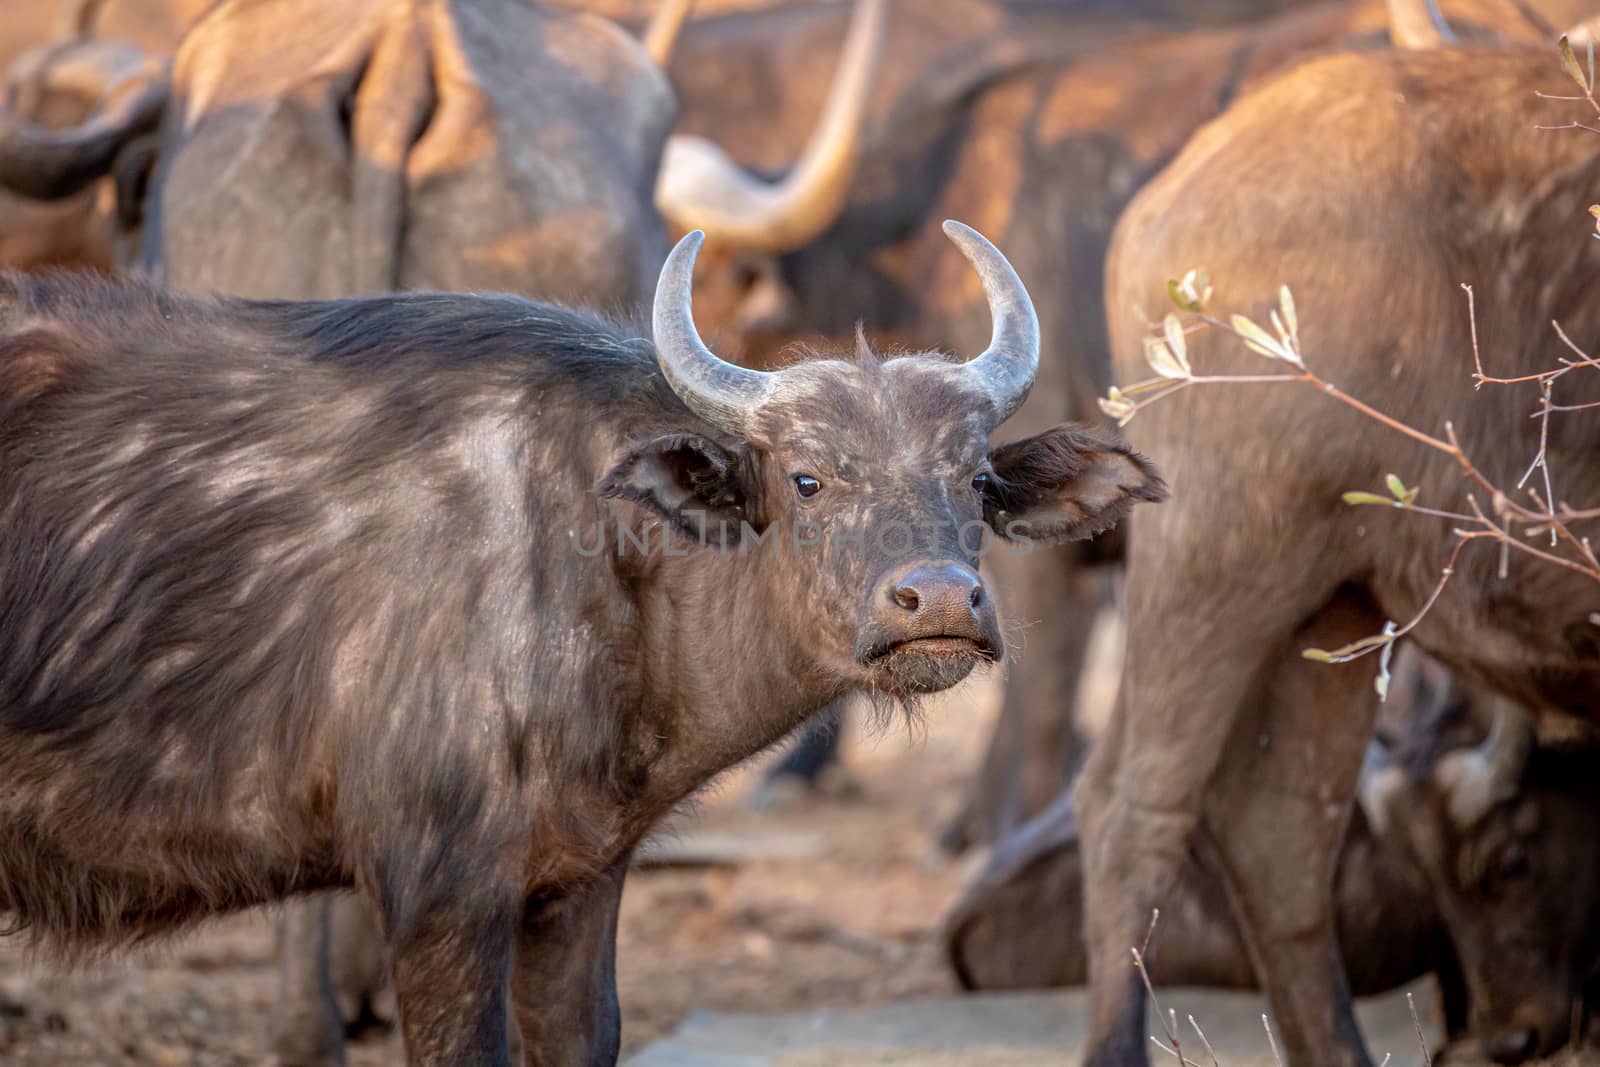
1081 6 1600 1065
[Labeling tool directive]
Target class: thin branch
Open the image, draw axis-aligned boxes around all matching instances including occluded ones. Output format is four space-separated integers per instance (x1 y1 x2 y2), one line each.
1188 1016 1221 1067
1108 270 1600 671
1408 992 1433 1067
1262 1014 1283 1067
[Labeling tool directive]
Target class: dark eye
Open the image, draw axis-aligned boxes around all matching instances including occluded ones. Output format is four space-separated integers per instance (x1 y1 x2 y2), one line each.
793 474 822 499
1498 844 1530 881
972 471 992 494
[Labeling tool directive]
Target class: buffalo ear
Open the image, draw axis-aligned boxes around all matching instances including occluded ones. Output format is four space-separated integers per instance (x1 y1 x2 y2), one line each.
982 424 1167 544
596 433 755 548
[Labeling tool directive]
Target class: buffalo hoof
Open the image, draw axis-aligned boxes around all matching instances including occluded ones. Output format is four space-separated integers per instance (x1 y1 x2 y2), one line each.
342 997 393 1042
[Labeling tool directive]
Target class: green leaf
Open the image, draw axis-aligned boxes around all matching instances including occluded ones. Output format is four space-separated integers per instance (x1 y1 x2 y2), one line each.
1303 632 1394 663
1341 491 1394 507
1561 35 1589 93
1144 337 1189 380
1098 388 1137 425
1229 314 1300 366
1139 340 1190 382
1162 313 1189 369
1120 377 1174 398
1385 473 1407 500
1168 269 1212 313
1278 285 1298 340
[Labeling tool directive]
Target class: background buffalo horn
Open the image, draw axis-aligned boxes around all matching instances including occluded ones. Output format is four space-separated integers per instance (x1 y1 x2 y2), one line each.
652 229 776 437
51 0 106 40
643 0 694 68
1386 0 1457 48
654 0 885 252
1356 739 1404 839
1434 700 1533 829
1566 18 1600 48
0 44 167 201
941 219 1040 423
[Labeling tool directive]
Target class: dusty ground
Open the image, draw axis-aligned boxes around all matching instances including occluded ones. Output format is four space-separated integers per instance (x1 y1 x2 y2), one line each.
0 674 1006 1066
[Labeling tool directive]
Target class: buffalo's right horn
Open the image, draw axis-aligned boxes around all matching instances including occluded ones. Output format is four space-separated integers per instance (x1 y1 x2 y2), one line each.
942 220 1040 423
0 40 168 201
652 229 776 438
1433 699 1533 828
1386 0 1457 49
654 0 885 252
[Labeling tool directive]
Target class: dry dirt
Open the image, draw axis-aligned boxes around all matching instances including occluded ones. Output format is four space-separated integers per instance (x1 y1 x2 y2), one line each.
0 676 1007 1066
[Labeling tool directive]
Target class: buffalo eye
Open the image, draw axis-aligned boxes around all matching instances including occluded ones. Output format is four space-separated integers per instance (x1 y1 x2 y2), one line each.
972 471 992 495
793 474 822 499
1497 844 1530 881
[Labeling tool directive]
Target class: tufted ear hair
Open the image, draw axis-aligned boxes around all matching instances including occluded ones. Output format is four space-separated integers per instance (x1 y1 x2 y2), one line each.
596 433 757 549
982 423 1167 544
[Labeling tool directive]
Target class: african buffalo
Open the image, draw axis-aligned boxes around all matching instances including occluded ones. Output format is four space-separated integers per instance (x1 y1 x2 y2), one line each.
0 222 1162 1066
944 766 1457 1011
0 0 207 271
949 648 1600 1058
0 0 887 1058
0 0 880 302
1081 5 1600 1066
662 0 1591 846
1360 698 1600 1061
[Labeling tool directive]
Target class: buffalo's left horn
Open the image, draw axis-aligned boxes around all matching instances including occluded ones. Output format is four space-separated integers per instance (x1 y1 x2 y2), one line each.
654 0 885 252
0 41 167 200
1386 0 1457 48
1434 699 1533 828
942 219 1040 423
652 229 775 437
643 0 694 68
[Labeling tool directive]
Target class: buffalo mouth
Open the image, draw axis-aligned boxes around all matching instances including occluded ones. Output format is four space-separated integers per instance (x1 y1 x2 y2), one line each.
860 635 997 694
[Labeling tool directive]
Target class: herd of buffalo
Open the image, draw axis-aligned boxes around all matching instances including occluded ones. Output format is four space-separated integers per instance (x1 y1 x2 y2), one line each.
0 0 1597 1065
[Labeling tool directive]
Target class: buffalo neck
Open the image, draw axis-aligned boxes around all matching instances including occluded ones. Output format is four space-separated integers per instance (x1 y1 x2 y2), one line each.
618 528 851 816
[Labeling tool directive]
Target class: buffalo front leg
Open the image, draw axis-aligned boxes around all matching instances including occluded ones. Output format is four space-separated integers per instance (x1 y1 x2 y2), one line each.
513 861 627 1067
384 895 518 1067
1075 528 1344 1067
1201 592 1382 1067
270 896 347 1067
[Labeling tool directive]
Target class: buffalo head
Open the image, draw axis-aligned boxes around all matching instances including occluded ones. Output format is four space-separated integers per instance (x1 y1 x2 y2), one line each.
1362 670 1600 1064
607 220 1166 698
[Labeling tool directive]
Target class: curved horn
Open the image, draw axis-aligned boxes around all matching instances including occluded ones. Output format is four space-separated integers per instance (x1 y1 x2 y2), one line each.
1357 739 1405 838
652 229 776 436
0 42 168 201
942 220 1040 422
51 0 106 40
654 0 885 252
643 0 694 69
1566 18 1600 48
1434 699 1533 828
1386 0 1457 49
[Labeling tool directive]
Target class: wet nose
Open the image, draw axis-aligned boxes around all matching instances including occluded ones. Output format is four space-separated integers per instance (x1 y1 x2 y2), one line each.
891 562 985 625
1484 1028 1538 1065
